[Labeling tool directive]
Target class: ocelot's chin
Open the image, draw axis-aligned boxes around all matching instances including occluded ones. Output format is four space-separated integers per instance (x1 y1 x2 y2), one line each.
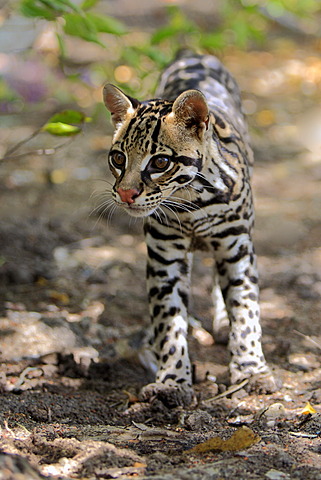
121 204 155 218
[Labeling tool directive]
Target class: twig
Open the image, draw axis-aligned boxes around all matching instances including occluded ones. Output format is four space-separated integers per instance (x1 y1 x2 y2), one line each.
1 138 73 161
259 6 320 38
4 128 42 157
203 378 249 403
293 330 321 350
289 432 318 438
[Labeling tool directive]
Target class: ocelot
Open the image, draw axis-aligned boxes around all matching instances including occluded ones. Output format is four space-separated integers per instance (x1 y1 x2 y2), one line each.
103 51 276 406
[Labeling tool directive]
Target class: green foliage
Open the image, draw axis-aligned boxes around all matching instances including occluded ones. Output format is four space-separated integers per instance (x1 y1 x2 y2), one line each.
151 5 197 45
11 0 321 102
86 13 127 36
4 0 320 157
63 12 127 46
47 110 90 124
18 0 320 64
19 0 127 53
81 0 99 10
42 121 81 135
63 13 104 46
17 0 321 68
42 110 91 136
20 0 81 20
263 0 320 17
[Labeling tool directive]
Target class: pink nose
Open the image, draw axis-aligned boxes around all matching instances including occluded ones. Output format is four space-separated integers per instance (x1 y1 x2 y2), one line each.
117 187 141 205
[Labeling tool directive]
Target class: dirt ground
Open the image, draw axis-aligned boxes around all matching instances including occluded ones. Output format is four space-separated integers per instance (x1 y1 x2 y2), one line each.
1 13 321 480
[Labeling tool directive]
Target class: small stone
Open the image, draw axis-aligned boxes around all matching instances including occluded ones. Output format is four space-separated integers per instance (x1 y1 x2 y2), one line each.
288 353 320 371
185 410 216 432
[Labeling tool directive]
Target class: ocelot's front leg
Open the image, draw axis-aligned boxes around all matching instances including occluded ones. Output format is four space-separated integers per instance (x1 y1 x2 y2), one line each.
215 233 278 393
140 221 194 407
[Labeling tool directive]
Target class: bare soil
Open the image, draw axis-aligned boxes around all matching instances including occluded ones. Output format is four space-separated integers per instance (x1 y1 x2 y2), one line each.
1 35 321 480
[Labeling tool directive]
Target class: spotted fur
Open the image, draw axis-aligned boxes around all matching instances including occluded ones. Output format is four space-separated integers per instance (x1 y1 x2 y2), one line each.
103 52 276 406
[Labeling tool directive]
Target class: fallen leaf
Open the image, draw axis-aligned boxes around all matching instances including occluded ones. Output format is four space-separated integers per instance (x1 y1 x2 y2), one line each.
298 402 317 415
188 426 260 453
133 462 147 468
49 290 70 304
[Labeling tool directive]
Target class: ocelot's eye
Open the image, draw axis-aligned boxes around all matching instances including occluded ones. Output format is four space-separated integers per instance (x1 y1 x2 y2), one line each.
149 156 171 172
110 151 126 168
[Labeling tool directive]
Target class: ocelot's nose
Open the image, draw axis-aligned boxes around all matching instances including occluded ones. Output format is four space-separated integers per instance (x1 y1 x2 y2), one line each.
117 187 141 205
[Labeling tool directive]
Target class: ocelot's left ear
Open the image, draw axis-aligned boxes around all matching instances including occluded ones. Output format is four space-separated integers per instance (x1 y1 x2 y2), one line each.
172 89 209 138
103 84 140 126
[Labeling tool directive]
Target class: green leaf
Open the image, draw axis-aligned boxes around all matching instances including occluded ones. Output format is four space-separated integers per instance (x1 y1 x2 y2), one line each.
151 6 196 45
43 110 91 136
42 122 81 136
20 0 57 20
81 0 99 10
151 25 180 44
121 46 142 67
38 0 71 14
63 12 104 46
199 32 225 50
56 32 66 57
47 110 88 124
138 46 169 68
53 0 83 14
87 13 127 35
20 0 82 19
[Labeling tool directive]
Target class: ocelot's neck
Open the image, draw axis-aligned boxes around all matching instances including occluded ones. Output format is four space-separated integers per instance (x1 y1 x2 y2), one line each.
188 123 240 206
202 123 216 167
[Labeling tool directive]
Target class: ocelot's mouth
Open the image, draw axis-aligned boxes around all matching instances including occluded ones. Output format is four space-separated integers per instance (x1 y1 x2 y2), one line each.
121 203 155 217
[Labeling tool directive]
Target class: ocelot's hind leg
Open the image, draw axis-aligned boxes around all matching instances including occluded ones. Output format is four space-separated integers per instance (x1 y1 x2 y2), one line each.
212 265 229 344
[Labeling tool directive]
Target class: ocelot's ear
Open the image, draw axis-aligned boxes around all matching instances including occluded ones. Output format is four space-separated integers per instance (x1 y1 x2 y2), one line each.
172 90 209 137
103 84 140 126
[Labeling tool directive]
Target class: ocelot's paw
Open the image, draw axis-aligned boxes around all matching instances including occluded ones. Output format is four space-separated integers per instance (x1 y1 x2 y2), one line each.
231 368 280 394
140 382 194 408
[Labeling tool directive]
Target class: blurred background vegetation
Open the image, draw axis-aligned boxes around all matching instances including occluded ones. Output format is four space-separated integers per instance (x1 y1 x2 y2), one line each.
1 0 321 116
0 0 321 172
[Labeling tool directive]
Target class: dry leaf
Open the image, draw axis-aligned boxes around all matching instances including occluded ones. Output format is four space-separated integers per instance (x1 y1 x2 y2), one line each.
49 290 70 304
298 402 317 415
188 426 260 453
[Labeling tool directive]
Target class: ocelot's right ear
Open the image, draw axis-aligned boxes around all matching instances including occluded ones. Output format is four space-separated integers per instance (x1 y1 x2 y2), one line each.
103 84 140 126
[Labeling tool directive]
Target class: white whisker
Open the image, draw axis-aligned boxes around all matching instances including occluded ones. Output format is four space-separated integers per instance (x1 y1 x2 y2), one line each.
195 172 216 191
93 178 114 187
161 204 183 233
163 200 197 222
91 189 112 200
105 203 118 225
90 198 114 217
169 196 198 211
94 202 114 229
154 206 166 225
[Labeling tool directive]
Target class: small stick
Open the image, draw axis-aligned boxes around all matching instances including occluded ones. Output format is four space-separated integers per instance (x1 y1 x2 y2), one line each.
293 330 321 350
203 378 249 403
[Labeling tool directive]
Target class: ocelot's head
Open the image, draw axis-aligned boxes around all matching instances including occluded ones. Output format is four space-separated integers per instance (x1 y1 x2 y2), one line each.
103 84 209 217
